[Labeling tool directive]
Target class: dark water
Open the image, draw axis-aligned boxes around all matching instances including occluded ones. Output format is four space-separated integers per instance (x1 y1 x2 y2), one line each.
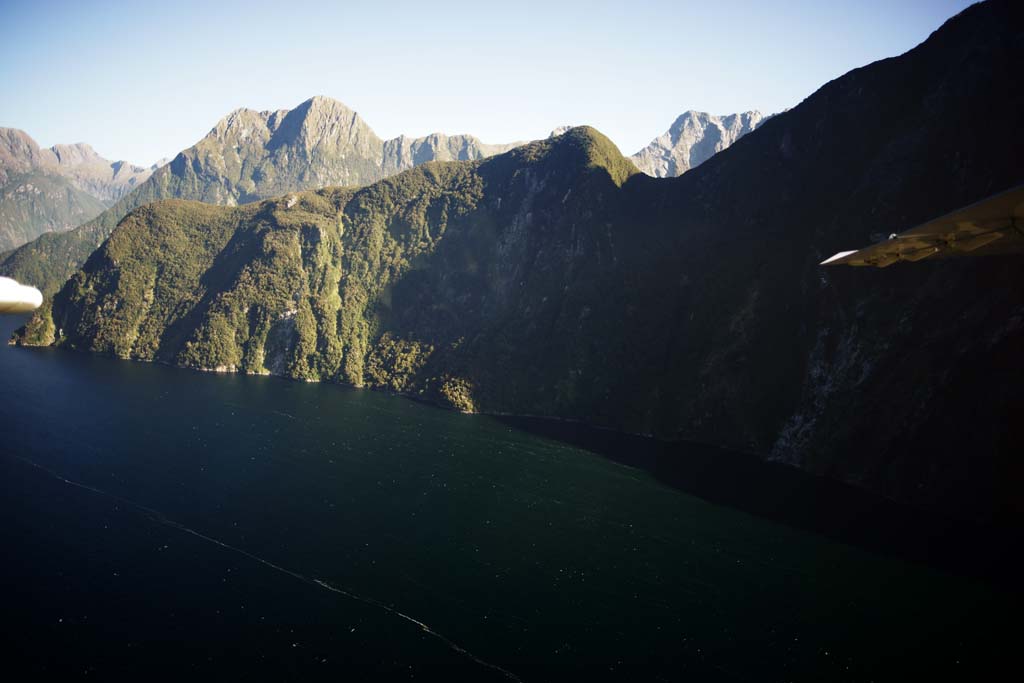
0 315 1015 681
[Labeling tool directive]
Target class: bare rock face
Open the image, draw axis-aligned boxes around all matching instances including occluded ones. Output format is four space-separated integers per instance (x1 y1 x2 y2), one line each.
0 129 111 251
630 111 766 177
0 128 53 182
382 133 521 175
1 96 524 294
548 126 576 138
1 128 158 202
159 96 524 205
0 127 168 251
46 142 155 202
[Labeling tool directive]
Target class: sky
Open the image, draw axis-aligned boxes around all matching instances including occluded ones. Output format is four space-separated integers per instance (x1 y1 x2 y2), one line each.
1 0 976 166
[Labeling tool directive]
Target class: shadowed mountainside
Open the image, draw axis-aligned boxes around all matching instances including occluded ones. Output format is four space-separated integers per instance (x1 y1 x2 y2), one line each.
15 1 1024 522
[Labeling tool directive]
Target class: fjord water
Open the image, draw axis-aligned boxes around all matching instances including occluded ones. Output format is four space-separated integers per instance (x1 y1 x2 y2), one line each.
0 315 1011 680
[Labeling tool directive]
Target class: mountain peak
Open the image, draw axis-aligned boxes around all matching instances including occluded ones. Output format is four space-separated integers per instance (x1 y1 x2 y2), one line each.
210 107 275 138
1 97 526 293
548 125 576 138
0 126 38 148
265 96 379 155
290 96 362 127
537 126 638 186
49 142 104 167
632 110 767 177
303 94 354 111
0 128 154 205
0 127 47 174
669 110 763 130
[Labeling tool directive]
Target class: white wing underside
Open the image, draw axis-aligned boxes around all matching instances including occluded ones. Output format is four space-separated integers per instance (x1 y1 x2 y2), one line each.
0 277 43 314
821 185 1024 267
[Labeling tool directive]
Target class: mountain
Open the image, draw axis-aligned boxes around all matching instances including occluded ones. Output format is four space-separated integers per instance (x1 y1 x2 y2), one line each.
381 132 519 175
47 142 158 202
630 111 765 177
0 129 108 252
0 168 107 253
0 97 521 295
552 113 764 177
15 127 637 391
0 128 160 252
14 1 1024 522
549 126 576 138
150 96 521 205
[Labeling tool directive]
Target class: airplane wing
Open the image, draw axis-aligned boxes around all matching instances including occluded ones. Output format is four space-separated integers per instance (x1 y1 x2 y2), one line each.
0 277 43 314
821 184 1024 267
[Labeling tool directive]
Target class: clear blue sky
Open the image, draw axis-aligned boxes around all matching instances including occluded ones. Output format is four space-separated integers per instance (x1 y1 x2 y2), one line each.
1 0 975 165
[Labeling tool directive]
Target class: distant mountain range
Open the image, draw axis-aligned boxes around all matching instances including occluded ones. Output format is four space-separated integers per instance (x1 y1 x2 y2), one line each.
550 114 765 178
18 1 1023 523
0 96 764 290
630 111 766 177
156 96 523 206
0 96 522 295
0 128 161 251
46 142 164 202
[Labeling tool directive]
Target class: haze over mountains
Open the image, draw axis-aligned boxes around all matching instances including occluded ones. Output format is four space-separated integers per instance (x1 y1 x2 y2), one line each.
19 1 1022 523
0 128 161 251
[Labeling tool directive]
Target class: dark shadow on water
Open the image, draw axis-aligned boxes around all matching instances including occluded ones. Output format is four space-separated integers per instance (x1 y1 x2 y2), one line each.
493 415 1023 588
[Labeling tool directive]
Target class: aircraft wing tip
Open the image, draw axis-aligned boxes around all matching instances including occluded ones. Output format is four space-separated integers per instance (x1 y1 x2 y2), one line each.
820 250 858 266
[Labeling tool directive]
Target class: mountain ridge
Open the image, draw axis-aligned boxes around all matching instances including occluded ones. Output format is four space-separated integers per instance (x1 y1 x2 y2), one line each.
1 127 158 201
630 110 766 177
0 96 523 294
11 1 1024 523
0 128 118 251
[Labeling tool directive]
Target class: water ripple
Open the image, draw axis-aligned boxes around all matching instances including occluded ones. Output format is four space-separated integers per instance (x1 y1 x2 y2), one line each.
8 454 524 682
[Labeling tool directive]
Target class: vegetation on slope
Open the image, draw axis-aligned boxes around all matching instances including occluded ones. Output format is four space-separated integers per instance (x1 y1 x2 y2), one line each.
0 127 157 251
0 170 108 251
0 96 520 296
13 1 1024 522
20 127 634 413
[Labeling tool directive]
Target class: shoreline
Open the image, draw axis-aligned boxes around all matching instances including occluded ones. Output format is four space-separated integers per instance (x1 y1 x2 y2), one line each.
7 336 1023 587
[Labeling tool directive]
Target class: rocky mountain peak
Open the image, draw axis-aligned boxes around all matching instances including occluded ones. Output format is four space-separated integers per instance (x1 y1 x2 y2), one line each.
208 108 278 144
304 94 355 114
1 97 526 293
0 128 110 250
49 142 105 167
631 110 767 177
0 127 155 204
271 96 381 155
0 128 49 178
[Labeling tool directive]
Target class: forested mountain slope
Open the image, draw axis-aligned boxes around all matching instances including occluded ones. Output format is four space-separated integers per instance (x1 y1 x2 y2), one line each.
0 96 519 295
17 1 1024 522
